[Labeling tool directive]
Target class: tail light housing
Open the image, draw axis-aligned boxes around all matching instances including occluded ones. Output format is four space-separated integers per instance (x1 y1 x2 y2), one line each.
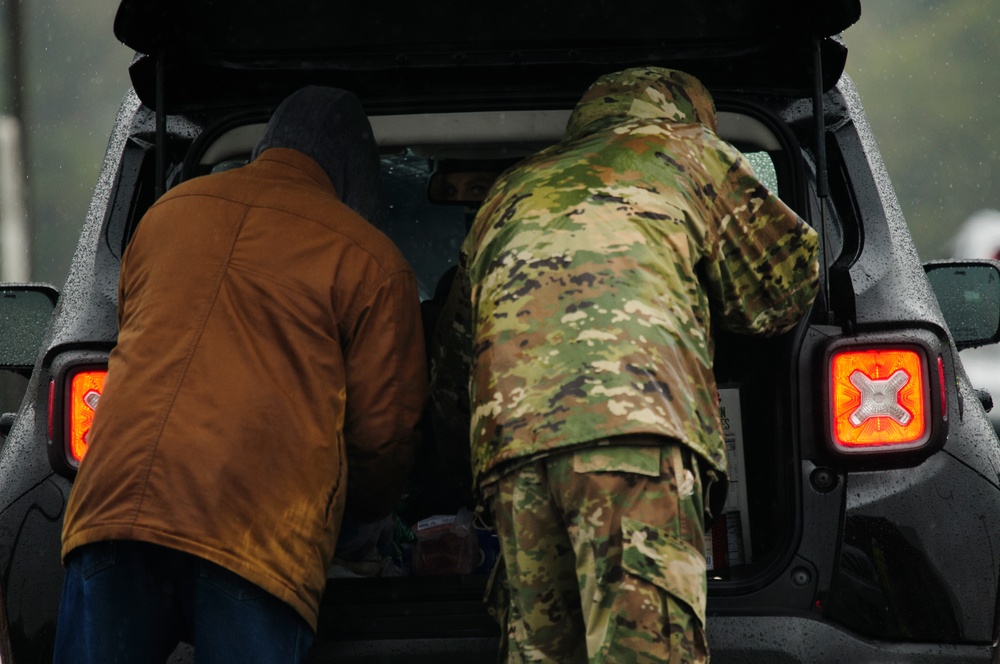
48 364 107 473
826 340 945 459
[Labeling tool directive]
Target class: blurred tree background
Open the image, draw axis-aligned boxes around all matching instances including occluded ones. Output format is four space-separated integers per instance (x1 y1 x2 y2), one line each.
0 0 994 289
1 0 128 287
844 0 999 261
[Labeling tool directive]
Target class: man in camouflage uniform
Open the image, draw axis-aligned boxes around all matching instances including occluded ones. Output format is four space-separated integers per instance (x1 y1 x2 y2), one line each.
432 66 819 662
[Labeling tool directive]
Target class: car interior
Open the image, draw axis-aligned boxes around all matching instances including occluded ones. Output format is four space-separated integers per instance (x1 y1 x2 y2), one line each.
186 110 784 299
161 107 807 606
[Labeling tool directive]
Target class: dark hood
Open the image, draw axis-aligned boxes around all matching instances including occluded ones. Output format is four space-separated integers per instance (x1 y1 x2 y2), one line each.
564 67 718 142
252 86 384 222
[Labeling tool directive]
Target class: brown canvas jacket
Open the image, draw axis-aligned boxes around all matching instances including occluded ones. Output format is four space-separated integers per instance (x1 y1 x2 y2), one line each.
61 148 428 629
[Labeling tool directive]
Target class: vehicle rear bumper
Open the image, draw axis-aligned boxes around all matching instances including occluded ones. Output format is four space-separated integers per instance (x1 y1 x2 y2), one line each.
708 615 992 663
317 636 499 662
314 616 993 663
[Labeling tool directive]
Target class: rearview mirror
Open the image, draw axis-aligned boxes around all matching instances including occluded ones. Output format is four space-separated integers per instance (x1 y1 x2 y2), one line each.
924 260 1000 350
426 158 521 206
428 171 503 206
0 284 58 369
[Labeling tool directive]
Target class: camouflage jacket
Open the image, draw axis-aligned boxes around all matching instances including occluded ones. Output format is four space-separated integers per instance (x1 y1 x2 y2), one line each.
432 67 819 488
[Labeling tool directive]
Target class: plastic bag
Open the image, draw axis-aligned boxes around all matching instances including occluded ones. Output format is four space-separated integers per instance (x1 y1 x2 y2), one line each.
410 506 481 576
328 514 414 578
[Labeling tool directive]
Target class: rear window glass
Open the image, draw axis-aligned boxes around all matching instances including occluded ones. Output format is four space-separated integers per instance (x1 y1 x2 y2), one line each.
381 152 466 301
202 144 785 303
380 149 783 302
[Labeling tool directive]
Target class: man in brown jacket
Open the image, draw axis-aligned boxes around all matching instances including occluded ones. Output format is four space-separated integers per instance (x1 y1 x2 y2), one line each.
53 86 428 663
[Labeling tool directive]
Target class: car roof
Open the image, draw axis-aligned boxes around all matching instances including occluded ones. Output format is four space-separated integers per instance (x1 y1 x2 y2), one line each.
113 0 861 113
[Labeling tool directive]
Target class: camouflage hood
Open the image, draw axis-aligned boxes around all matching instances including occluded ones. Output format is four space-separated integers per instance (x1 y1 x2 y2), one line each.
564 67 718 141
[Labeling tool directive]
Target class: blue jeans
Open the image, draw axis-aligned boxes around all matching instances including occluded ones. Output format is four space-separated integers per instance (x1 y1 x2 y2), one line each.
53 540 314 664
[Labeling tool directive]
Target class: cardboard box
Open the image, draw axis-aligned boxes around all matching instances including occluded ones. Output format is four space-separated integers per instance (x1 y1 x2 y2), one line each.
706 386 752 570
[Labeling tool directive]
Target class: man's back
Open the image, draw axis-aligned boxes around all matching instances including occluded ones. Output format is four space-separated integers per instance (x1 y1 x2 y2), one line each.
63 147 426 628
434 67 819 487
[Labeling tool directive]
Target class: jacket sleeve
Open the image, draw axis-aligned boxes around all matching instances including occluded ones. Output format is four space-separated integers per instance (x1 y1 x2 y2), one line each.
342 268 428 522
701 144 820 336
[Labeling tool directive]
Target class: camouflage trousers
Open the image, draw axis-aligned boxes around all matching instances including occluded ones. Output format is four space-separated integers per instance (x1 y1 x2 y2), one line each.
484 440 710 664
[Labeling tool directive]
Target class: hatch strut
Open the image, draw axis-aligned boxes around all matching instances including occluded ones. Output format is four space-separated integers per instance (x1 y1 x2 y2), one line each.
813 37 834 325
155 47 166 200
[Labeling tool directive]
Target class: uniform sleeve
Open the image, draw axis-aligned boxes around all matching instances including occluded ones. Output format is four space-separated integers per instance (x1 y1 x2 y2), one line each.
342 268 428 522
701 145 820 336
429 248 475 497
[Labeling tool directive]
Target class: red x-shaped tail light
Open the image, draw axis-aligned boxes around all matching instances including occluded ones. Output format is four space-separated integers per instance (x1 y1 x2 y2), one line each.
830 348 930 451
49 367 107 467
